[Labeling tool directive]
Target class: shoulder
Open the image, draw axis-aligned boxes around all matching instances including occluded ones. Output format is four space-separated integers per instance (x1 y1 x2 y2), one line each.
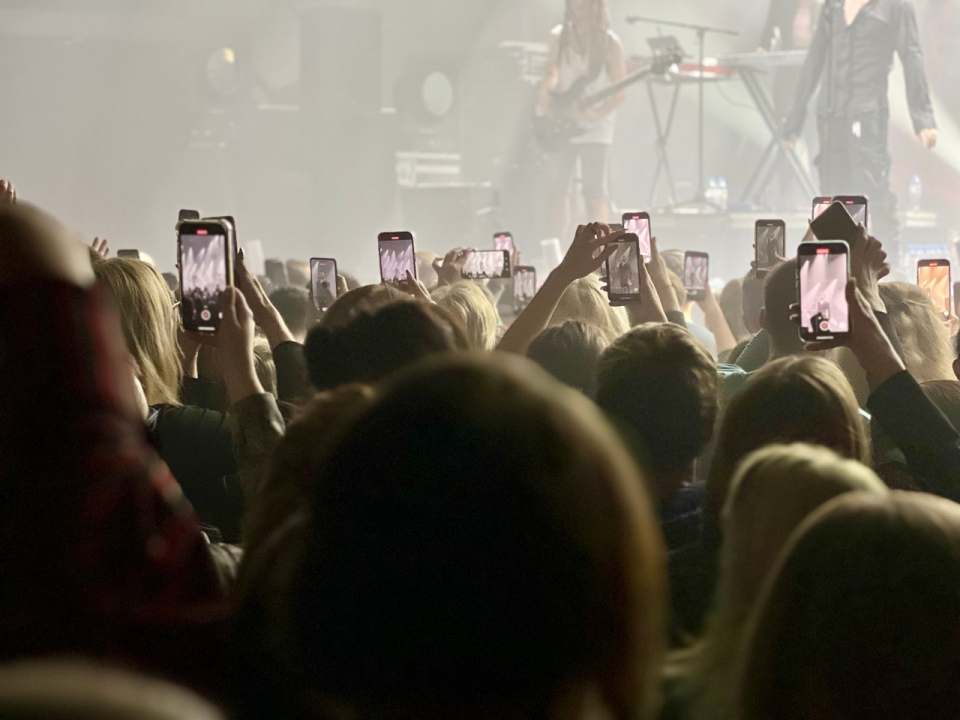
607 29 625 53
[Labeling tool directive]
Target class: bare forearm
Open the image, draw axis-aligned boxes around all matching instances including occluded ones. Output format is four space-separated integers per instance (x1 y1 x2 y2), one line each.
497 270 568 355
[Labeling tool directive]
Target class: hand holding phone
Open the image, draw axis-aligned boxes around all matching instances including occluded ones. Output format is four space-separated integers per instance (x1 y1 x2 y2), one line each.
797 241 851 341
605 233 643 304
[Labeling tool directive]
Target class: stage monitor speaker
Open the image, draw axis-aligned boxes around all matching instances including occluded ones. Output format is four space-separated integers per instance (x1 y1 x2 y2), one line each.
300 5 381 118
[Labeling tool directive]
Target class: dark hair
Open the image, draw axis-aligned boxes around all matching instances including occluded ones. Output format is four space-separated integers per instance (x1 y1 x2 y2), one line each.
763 259 803 356
269 287 311 338
287 354 667 719
596 323 718 470
304 301 468 391
320 283 407 331
526 321 608 397
738 493 960 720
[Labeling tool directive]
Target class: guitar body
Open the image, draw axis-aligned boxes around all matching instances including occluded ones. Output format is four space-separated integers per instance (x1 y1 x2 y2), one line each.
533 114 586 153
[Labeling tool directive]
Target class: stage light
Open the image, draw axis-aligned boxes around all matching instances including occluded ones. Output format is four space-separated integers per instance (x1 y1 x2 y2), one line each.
421 71 455 119
206 48 243 96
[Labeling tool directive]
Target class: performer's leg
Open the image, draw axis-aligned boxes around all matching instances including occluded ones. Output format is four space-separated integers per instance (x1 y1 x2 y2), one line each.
545 145 579 240
854 111 899 247
579 143 611 224
816 115 856 197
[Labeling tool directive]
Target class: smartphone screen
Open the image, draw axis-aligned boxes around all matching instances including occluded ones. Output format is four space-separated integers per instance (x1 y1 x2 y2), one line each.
179 222 232 333
798 242 850 340
684 252 709 301
622 213 651 261
606 233 642 303
514 266 537 309
311 258 339 312
462 250 511 280
755 221 786 275
812 197 832 220
835 196 868 229
378 232 416 283
918 260 952 317
494 232 515 253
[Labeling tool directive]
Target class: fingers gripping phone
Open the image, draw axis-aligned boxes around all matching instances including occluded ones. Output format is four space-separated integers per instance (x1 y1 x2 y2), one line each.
798 241 851 342
684 251 709 302
514 266 537 311
622 212 651 262
494 232 515 253
755 220 786 277
311 258 339 312
378 231 417 283
918 259 952 318
605 233 642 304
178 219 235 333
833 195 868 230
462 250 512 280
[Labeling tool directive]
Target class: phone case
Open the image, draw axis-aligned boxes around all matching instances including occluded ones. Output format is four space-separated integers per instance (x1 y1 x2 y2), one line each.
809 202 860 244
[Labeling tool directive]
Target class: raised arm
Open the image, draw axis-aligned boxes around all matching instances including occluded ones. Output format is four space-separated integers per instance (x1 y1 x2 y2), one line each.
896 0 937 145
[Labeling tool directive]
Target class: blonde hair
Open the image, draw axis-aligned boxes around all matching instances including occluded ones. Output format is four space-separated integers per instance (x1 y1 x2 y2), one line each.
669 444 887 720
431 281 499 351
94 258 182 406
551 275 630 343
880 282 954 383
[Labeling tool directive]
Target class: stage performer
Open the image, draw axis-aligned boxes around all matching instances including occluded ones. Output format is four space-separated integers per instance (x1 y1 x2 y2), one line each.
538 0 626 238
783 0 937 245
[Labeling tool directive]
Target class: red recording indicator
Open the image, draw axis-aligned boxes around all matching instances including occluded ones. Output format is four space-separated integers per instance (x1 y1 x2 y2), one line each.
929 261 940 267
816 248 830 254
197 229 208 235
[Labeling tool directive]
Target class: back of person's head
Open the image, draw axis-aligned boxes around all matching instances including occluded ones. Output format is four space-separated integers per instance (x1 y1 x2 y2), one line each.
667 269 687 311
93 258 181 406
526 320 609 397
282 355 667 720
431 281 499 351
320 283 407 331
304 300 468 392
269 287 311 340
661 249 685 279
677 444 886 720
551 275 629 343
596 323 718 481
880 282 954 383
707 355 867 537
718 279 749 342
0 659 224 720
761 258 803 357
737 492 960 720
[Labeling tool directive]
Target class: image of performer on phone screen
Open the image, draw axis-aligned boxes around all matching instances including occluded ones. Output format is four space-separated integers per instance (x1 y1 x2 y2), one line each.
538 0 627 239
610 243 638 295
782 0 937 246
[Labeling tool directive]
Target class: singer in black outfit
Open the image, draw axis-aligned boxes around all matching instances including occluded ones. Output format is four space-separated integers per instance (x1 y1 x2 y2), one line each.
783 0 937 244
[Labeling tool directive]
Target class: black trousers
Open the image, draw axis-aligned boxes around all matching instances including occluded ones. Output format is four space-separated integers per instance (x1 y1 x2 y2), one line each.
816 110 899 244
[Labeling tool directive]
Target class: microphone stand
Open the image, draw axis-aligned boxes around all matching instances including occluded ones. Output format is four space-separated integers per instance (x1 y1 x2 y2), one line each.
627 16 738 211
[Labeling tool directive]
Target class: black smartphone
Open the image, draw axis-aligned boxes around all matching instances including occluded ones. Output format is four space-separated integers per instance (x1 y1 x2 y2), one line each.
494 232 515 253
833 195 868 230
684 251 709 302
810 201 861 244
117 249 141 260
310 258 339 312
177 219 234 333
514 266 537 310
605 232 642 304
755 220 786 277
179 209 201 223
265 259 289 289
797 241 851 342
812 197 832 220
462 250 512 280
918 259 952 318
622 212 652 261
378 231 417 283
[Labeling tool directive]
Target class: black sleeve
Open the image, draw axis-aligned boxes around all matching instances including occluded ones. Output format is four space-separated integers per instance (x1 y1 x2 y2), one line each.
272 341 310 404
733 330 770 372
180 376 219 409
897 0 936 133
783 3 831 138
867 371 960 502
666 310 687 328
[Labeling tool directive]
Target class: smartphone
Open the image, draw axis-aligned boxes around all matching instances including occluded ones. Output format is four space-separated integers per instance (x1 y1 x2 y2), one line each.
918 259 952 318
310 258 339 312
755 220 786 277
605 233 642 304
833 195 868 229
177 219 234 333
514 266 537 310
684 251 709 302
812 197 832 220
117 249 141 260
462 250 511 280
810 201 861 245
622 212 652 261
494 232 515 253
179 209 201 223
797 241 851 342
265 259 289 289
378 231 417 283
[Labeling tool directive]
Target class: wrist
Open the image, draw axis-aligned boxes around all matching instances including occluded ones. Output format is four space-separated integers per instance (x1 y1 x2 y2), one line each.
222 365 264 404
258 308 295 349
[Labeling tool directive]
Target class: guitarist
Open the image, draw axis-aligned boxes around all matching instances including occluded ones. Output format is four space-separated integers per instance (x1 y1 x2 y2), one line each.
538 0 627 239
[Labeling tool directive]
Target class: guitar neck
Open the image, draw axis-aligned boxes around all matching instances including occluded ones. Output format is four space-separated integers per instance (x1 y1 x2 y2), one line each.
580 61 662 108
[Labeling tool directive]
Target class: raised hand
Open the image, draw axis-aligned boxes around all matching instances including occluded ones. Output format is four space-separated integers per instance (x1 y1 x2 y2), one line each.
90 237 110 260
214 286 263 404
0 179 17 205
556 223 619 285
433 248 470 287
396 270 432 303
